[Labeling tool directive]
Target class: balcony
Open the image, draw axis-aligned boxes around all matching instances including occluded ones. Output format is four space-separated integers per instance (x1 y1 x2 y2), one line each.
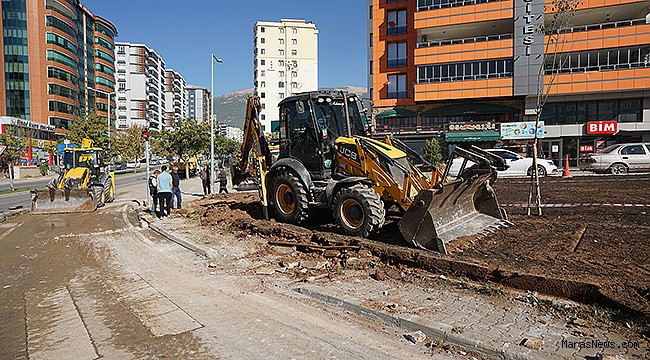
416 0 502 12
415 0 512 29
387 58 408 68
547 20 650 53
415 36 512 65
414 77 513 101
417 32 512 48
545 68 650 95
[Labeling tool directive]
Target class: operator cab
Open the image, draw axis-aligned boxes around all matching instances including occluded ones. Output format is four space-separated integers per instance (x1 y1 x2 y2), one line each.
277 90 369 180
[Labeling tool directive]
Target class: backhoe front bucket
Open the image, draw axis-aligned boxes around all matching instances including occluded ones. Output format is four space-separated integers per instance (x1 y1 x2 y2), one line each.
398 172 509 254
31 188 97 214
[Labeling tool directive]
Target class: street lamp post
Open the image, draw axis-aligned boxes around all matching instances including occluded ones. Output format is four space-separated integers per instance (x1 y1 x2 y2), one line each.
210 54 223 194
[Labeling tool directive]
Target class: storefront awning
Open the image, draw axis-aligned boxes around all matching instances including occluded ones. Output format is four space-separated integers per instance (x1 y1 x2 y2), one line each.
445 131 501 142
375 108 417 119
422 104 520 116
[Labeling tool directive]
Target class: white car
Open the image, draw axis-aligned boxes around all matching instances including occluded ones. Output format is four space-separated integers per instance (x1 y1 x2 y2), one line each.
448 148 558 178
126 161 141 169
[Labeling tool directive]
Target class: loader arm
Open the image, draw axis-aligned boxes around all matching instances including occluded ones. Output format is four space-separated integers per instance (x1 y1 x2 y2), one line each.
232 95 272 218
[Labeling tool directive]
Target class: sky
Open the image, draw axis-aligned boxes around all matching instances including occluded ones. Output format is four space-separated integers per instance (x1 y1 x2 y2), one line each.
82 0 369 96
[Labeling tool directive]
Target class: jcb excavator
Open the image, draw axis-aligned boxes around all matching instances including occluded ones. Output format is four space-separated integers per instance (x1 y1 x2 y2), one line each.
31 139 115 214
233 90 509 254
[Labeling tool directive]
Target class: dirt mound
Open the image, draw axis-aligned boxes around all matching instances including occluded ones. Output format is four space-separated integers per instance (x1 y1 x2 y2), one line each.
183 176 650 328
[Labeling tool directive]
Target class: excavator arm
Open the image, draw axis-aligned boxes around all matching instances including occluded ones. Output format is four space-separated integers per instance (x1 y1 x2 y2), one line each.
231 95 273 218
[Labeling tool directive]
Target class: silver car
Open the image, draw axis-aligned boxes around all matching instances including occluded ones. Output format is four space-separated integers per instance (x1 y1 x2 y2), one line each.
579 143 650 174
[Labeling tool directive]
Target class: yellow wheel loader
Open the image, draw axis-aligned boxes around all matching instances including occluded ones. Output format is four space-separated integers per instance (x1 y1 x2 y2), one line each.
31 139 115 214
233 90 510 254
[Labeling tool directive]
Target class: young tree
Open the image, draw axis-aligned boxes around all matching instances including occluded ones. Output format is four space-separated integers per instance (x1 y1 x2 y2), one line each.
111 125 146 172
65 112 111 151
422 138 443 166
164 118 210 178
528 0 580 216
0 132 26 191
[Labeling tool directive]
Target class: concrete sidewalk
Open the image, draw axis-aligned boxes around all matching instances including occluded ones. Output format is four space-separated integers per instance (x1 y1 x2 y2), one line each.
143 207 647 360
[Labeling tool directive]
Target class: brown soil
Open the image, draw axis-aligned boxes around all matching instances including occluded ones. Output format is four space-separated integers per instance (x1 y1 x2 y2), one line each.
182 175 650 327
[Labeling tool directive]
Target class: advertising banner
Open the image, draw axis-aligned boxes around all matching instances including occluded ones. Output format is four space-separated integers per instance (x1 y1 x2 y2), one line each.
500 121 545 140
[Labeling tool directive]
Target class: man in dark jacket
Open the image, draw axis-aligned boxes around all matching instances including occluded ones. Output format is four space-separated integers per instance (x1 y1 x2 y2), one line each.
149 169 160 214
217 166 228 194
170 166 182 209
200 164 210 195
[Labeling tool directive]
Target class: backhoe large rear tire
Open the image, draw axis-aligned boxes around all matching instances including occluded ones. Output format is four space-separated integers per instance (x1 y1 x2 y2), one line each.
270 172 310 224
333 184 385 237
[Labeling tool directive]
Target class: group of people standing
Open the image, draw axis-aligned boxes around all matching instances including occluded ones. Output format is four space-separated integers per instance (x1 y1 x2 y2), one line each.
148 164 228 218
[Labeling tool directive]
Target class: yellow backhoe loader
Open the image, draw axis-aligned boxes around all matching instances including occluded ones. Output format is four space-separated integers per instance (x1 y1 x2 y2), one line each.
31 139 115 214
233 90 510 254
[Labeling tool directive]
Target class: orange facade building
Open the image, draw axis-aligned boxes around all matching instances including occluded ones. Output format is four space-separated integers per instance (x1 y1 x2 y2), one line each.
1 0 117 164
370 0 649 165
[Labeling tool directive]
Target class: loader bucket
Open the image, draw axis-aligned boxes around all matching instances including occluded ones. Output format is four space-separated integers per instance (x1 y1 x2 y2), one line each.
398 172 509 254
231 165 260 191
31 188 97 214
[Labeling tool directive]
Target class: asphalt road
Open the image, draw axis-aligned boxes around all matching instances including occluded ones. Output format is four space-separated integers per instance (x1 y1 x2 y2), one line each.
0 170 148 213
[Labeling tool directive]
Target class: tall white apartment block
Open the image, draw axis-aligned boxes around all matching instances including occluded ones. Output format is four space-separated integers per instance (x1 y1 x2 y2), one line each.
185 85 211 123
115 42 166 131
164 69 187 127
253 19 319 133
219 124 244 142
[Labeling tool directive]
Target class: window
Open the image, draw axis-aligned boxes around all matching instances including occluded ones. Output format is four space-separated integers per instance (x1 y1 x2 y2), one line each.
260 49 265 55
279 93 284 99
292 82 298 89
279 71 285 77
279 27 284 34
260 59 265 65
260 70 265 76
291 49 297 56
260 26 265 33
119 82 126 90
279 81 285 88
387 74 407 98
387 42 407 68
261 92 265 98
369 5 373 19
260 38 265 43
370 33 373 46
370 60 373 75
387 10 407 36
621 145 646 155
278 49 284 56
260 81 266 88
291 71 297 78
292 39 297 45
292 28 297 34
279 60 285 66
278 38 284 45
417 59 513 83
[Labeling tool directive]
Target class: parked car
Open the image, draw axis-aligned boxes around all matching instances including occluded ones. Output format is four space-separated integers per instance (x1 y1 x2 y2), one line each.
113 161 127 170
448 148 558 178
126 161 141 169
579 143 650 174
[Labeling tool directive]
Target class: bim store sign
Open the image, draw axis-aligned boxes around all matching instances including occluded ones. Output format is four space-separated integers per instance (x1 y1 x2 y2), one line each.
500 121 545 140
585 121 618 135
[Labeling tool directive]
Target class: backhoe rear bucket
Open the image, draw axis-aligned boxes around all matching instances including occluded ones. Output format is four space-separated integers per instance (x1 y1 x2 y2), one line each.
398 172 509 254
31 188 97 214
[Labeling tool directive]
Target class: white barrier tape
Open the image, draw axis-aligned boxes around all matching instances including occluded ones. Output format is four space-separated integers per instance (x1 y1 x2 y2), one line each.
502 203 650 208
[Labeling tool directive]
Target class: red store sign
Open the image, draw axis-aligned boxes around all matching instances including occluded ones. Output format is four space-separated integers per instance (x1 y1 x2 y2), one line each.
586 121 618 135
580 145 594 153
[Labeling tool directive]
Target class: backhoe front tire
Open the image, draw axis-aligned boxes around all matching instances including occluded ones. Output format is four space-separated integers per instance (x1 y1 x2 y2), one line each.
333 184 385 237
270 172 310 224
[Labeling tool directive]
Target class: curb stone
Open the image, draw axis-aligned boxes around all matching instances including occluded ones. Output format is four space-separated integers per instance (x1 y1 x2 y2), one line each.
138 212 213 260
0 208 31 223
294 287 551 360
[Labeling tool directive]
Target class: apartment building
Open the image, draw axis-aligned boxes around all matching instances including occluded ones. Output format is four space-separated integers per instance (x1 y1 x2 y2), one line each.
218 124 244 142
163 69 187 127
185 85 211 123
0 0 117 163
114 42 166 131
370 0 650 165
253 19 319 134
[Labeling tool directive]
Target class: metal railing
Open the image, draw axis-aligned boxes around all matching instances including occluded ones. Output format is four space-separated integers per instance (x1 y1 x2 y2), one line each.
387 91 408 98
418 72 512 83
556 18 648 35
388 58 408 68
417 33 512 48
417 0 501 12
387 26 407 36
